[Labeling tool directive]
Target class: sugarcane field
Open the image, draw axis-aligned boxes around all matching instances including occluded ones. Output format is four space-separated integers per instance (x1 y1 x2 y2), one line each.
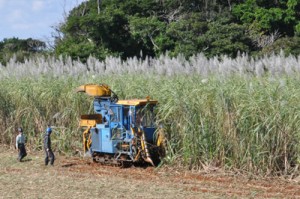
2 1 300 198
1 53 300 198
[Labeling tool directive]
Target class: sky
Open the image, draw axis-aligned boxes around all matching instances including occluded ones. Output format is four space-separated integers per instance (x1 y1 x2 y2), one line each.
0 0 85 44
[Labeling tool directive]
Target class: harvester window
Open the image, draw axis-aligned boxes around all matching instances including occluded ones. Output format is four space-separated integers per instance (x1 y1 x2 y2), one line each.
129 107 135 124
143 107 155 127
136 110 143 127
136 105 155 127
124 107 129 126
110 106 121 122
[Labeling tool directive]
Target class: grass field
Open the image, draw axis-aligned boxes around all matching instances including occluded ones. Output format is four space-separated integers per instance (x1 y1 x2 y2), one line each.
2 74 300 176
1 53 300 176
1 146 300 199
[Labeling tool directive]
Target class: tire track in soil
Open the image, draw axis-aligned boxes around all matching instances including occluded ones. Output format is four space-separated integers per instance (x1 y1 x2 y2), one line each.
59 156 300 198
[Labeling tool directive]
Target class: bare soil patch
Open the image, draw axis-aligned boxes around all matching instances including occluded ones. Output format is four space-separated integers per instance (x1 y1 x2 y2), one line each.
1 147 300 199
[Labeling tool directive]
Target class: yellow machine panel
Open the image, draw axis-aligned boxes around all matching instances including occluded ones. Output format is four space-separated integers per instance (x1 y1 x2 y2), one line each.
80 114 102 127
76 84 111 97
117 99 158 106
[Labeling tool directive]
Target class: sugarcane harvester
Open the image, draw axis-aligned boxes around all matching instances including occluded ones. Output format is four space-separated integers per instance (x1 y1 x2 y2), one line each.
76 84 165 167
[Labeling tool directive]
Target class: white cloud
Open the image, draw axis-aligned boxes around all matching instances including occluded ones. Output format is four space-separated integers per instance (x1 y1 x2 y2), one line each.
32 0 44 11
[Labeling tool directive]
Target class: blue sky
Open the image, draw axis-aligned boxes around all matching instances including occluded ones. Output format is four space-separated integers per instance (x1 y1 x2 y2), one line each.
0 0 85 43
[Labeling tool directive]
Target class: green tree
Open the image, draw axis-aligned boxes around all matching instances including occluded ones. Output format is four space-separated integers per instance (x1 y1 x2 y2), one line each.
129 16 167 57
232 0 300 55
0 37 46 65
164 13 208 57
56 0 151 61
233 0 300 36
258 36 300 56
58 0 300 60
55 0 242 61
203 18 252 57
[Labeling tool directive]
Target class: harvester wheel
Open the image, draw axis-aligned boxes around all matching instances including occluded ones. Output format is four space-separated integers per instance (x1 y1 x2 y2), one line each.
119 155 132 168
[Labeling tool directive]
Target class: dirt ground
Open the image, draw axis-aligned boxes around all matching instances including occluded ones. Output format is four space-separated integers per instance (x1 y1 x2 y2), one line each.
1 147 300 199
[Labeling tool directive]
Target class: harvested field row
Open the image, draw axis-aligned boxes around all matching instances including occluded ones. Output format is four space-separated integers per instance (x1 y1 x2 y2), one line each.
1 147 300 199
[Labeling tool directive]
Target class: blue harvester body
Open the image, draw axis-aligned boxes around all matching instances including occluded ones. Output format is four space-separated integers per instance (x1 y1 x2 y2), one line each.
77 84 164 166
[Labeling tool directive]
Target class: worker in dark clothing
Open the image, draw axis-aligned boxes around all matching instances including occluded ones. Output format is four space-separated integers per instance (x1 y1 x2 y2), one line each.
44 126 55 166
16 127 27 162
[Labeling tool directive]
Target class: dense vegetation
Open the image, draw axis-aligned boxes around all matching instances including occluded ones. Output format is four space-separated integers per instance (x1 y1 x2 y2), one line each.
1 0 300 64
54 0 300 60
1 0 300 176
1 53 300 176
0 38 47 65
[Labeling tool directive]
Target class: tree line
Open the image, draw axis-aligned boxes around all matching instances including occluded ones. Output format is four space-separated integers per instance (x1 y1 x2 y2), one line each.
1 0 300 64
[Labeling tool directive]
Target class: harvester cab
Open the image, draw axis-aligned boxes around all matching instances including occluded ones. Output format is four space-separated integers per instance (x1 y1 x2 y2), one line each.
76 84 165 167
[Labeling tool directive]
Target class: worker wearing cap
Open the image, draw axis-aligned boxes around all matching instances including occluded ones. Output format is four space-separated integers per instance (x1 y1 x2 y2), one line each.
44 125 55 166
16 127 27 162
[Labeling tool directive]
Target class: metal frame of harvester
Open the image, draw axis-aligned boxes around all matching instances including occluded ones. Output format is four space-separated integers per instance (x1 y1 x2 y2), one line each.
76 84 165 167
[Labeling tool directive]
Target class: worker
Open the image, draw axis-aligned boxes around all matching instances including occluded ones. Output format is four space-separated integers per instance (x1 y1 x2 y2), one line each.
16 127 27 162
44 125 55 166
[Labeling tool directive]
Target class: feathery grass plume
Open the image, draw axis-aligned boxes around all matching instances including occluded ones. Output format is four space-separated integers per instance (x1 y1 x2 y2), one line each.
1 52 300 78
